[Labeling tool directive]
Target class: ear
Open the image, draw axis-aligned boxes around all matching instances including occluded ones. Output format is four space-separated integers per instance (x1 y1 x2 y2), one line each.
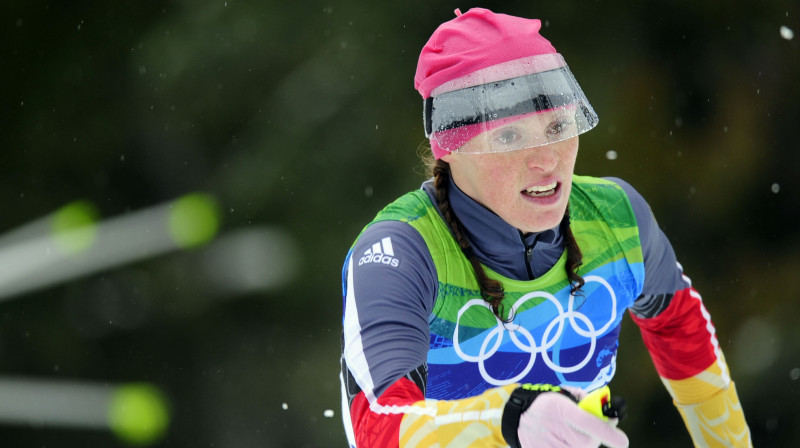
440 152 454 163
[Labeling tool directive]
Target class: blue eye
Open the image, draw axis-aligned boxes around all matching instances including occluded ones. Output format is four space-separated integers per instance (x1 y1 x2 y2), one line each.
495 129 520 144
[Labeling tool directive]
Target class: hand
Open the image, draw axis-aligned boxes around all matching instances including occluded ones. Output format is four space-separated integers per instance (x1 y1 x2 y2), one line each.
517 391 629 448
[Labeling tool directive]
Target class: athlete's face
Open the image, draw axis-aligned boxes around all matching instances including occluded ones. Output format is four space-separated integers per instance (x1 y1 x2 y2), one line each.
442 115 579 234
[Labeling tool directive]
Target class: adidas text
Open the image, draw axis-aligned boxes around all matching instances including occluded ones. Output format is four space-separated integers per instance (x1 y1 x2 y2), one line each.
358 237 400 268
358 253 400 267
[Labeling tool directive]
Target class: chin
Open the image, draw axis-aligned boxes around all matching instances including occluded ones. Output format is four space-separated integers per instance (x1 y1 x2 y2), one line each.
518 209 567 234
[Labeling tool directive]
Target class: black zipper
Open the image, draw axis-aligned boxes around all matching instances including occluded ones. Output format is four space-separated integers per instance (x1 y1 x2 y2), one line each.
524 237 536 280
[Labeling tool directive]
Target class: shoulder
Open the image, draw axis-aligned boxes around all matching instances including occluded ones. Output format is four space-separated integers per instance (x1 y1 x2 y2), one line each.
600 177 686 295
570 175 640 228
349 219 438 287
347 188 437 260
353 220 430 263
601 177 649 208
346 218 439 319
598 177 656 229
374 189 435 224
573 175 649 210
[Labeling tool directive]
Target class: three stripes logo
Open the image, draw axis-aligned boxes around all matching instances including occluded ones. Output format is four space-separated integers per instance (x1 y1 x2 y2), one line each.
358 237 400 268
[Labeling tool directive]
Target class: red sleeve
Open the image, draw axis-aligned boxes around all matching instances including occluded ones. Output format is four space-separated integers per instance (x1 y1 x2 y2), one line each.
349 377 424 448
629 286 720 380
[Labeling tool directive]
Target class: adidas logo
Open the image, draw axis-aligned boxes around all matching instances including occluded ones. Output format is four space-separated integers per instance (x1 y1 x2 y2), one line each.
358 237 400 268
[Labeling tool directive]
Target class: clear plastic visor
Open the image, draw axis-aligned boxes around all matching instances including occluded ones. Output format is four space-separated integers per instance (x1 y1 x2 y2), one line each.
423 54 598 154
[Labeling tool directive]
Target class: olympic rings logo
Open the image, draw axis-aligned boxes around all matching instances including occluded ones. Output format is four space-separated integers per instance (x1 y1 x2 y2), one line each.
451 275 618 386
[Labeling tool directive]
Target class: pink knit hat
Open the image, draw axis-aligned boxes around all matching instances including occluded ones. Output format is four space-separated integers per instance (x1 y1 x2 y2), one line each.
414 8 593 159
414 8 557 99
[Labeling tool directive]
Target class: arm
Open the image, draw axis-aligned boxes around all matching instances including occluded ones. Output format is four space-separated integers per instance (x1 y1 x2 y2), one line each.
630 276 751 447
341 221 512 447
611 178 752 447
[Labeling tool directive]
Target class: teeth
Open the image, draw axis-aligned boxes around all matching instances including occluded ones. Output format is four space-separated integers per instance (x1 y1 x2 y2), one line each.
526 182 557 194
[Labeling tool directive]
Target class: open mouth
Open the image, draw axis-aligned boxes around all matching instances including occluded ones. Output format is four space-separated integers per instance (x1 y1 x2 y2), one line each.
523 181 558 198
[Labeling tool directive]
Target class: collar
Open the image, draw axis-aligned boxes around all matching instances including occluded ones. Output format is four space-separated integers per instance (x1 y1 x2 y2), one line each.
423 177 565 280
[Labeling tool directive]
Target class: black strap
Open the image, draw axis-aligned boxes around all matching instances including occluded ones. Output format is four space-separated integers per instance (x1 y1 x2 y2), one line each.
501 384 577 448
423 96 434 136
423 67 577 136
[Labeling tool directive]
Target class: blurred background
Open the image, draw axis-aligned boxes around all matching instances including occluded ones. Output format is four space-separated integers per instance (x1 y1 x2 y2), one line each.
1 0 798 446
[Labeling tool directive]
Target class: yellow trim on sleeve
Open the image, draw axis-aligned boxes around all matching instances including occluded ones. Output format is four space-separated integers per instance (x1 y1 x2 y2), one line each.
661 357 751 448
661 356 731 405
672 381 752 448
398 384 517 448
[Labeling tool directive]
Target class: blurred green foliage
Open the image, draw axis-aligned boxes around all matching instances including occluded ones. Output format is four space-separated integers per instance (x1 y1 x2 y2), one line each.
0 0 798 446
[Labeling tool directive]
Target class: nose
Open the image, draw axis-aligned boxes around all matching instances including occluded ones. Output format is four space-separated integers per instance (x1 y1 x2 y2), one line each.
523 143 559 173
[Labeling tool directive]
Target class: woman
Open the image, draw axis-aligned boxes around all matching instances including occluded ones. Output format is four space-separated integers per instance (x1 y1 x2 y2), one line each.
340 8 751 448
